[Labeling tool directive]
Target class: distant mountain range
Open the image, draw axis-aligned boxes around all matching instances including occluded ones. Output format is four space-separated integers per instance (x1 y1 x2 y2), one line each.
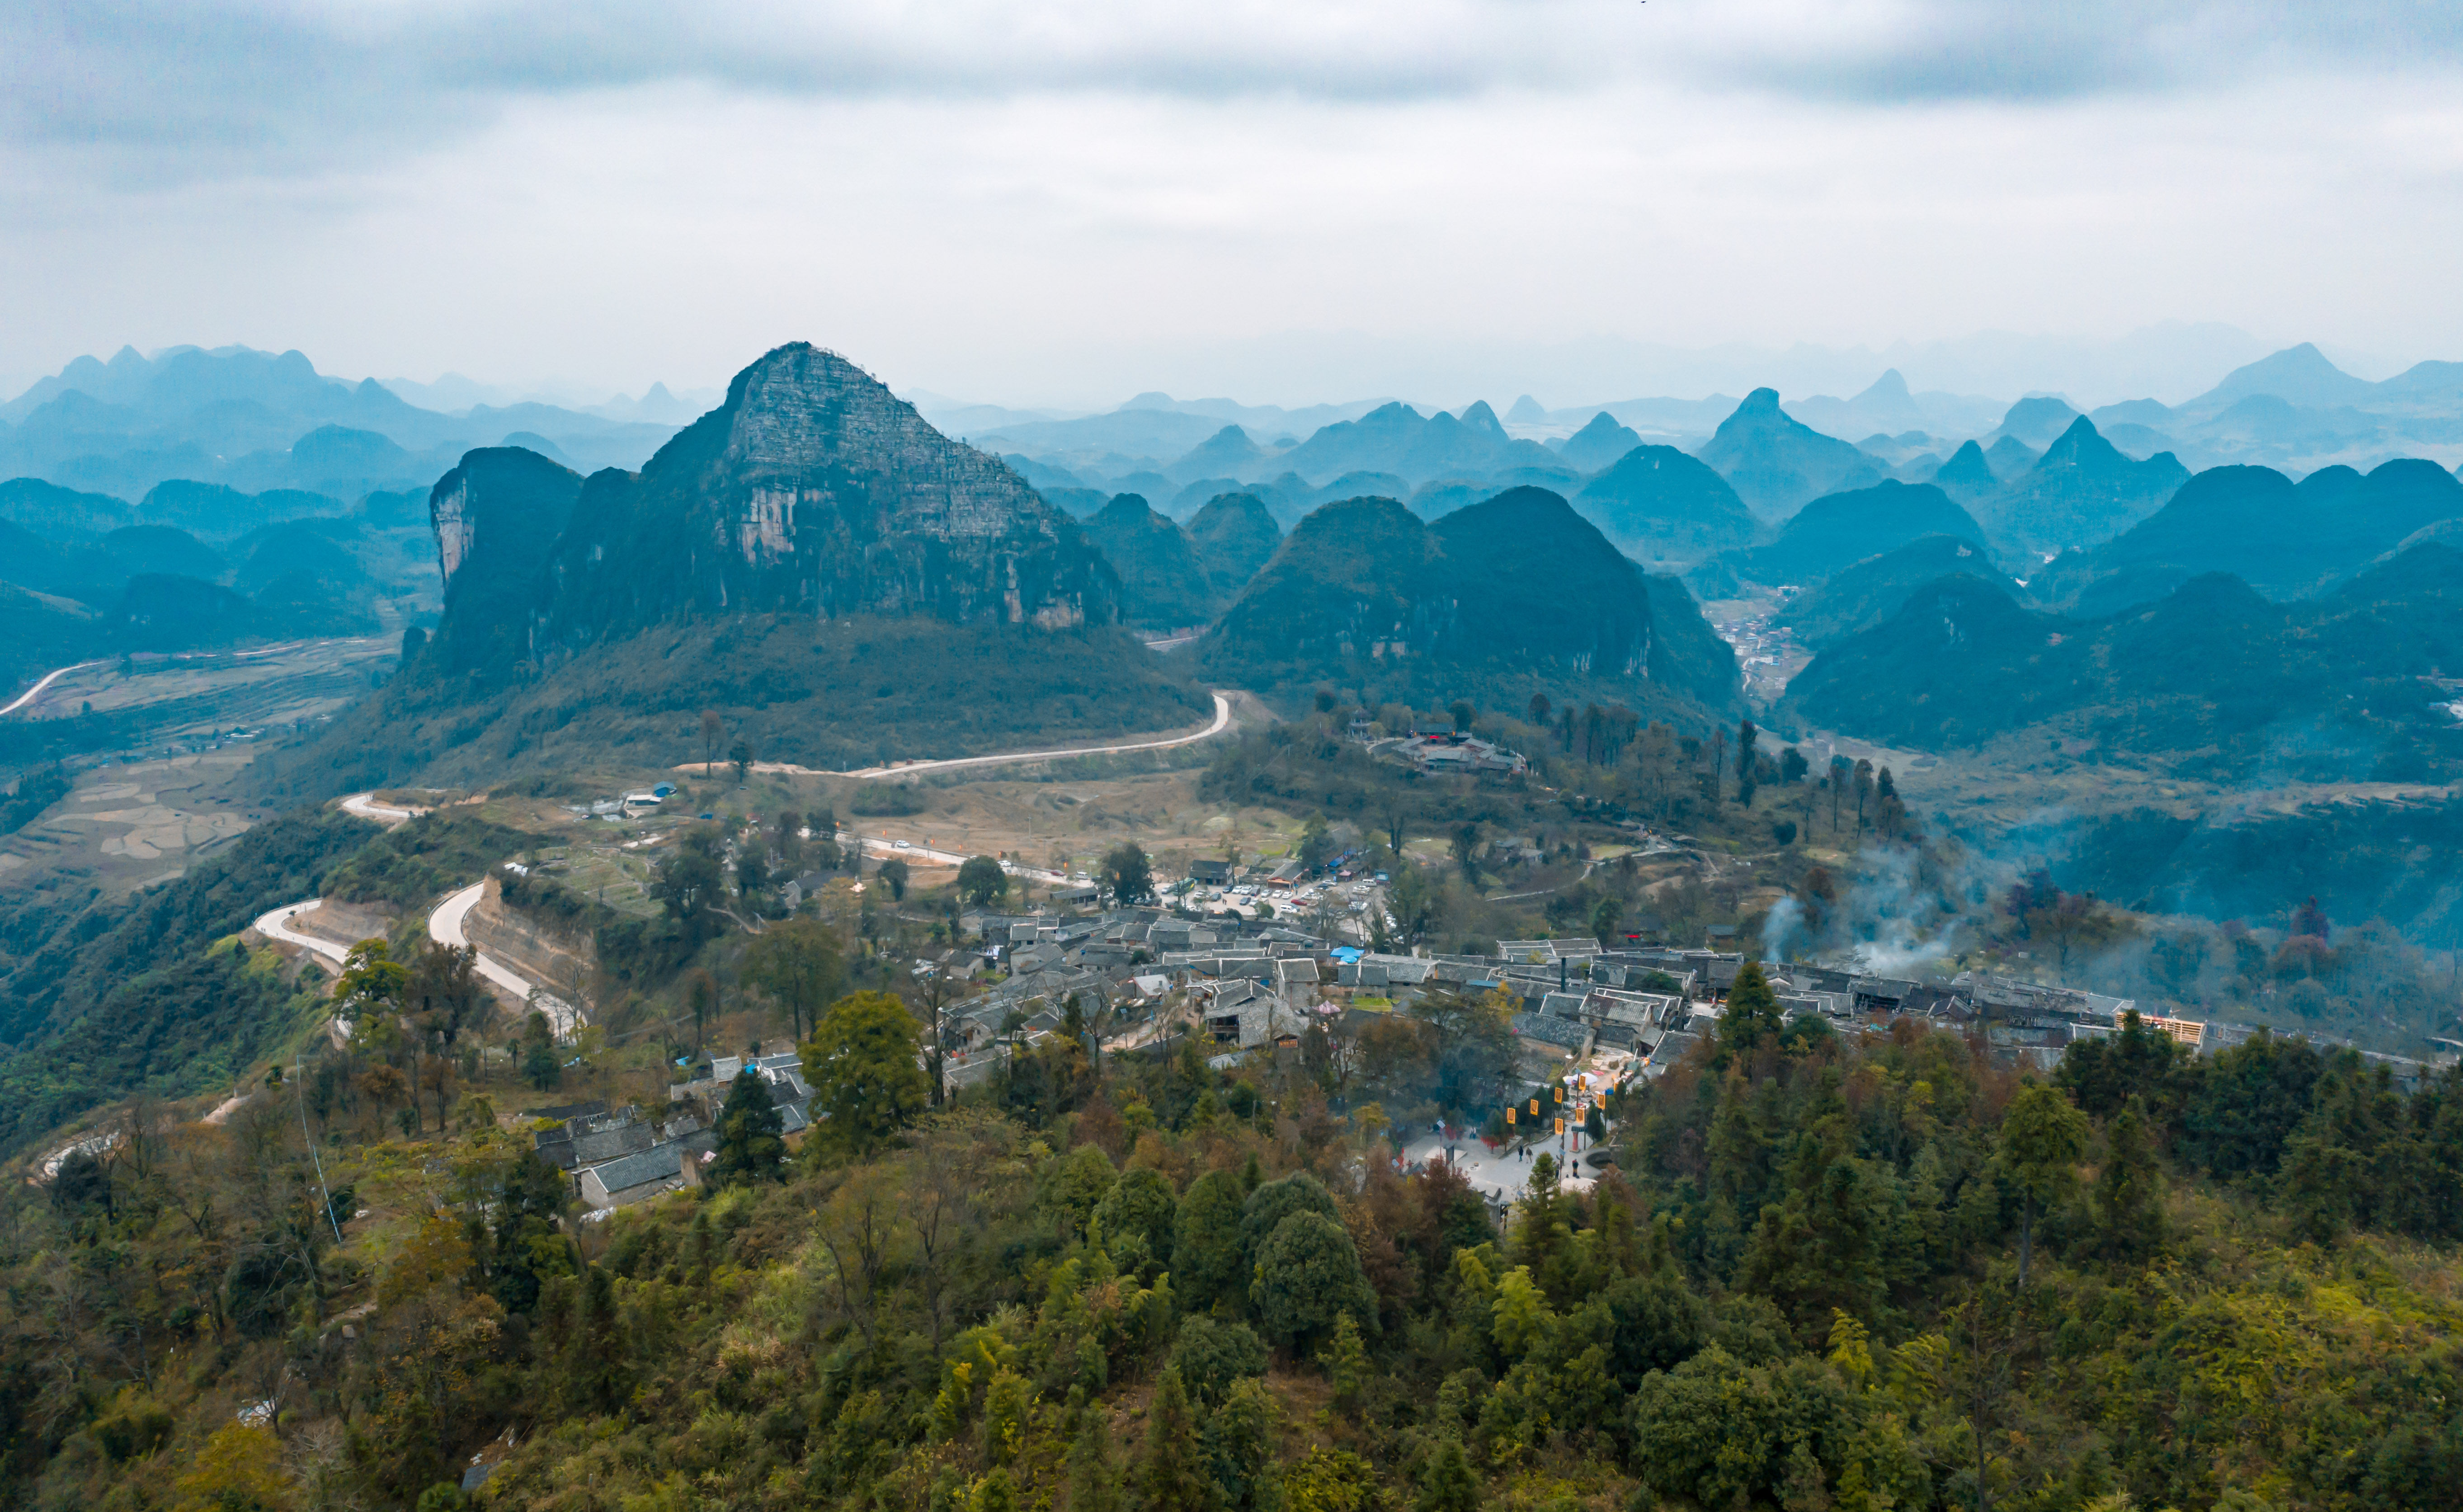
0 345 680 503
1780 542 2463 782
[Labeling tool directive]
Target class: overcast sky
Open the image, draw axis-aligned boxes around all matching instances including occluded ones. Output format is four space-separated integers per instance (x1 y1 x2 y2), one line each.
5 1 2460 409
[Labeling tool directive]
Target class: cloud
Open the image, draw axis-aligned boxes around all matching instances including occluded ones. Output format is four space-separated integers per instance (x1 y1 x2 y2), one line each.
9 0 2459 186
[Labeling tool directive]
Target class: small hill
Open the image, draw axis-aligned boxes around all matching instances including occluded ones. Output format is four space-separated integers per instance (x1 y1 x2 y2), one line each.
1573 446 1758 563
1184 492 1281 604
2062 563 2196 619
231 521 372 595
136 480 346 540
1165 424 1269 485
1930 440 1996 501
0 580 103 690
2038 458 2463 602
1553 413 1645 471
1773 535 2022 649
1080 494 1215 629
0 520 108 601
99 524 224 583
1971 417 2188 556
108 574 264 649
1726 480 1987 585
2181 342 2378 415
1273 402 1559 486
0 477 134 537
1693 388 1883 519
1984 435 2039 477
1987 396 2081 447
1199 488 1738 717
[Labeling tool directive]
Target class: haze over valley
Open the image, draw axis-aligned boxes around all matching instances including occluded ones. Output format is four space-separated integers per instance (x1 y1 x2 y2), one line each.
8 6 2463 1511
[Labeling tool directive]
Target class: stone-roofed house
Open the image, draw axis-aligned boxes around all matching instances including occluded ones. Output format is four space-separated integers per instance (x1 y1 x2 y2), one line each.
580 1143 691 1208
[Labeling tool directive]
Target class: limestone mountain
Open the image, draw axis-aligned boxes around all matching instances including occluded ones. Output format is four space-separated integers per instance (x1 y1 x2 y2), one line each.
1199 487 1738 718
1079 493 1216 629
2036 458 2463 602
1970 416 2188 557
1553 413 1646 472
1723 480 1988 585
258 346 1198 796
1572 445 1758 563
1692 388 1884 519
1773 535 2023 649
535 345 1121 649
1183 491 1282 605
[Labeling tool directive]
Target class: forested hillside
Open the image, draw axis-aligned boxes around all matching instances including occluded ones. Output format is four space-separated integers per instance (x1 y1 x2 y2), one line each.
9 975 2461 1512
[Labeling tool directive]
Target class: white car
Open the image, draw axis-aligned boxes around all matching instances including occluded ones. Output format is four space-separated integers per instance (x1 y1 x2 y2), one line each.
892 840 910 850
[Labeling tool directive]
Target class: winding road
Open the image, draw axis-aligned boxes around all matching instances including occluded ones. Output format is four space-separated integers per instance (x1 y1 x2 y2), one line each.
250 899 355 967
0 659 109 717
431 881 582 1039
687 690 1238 780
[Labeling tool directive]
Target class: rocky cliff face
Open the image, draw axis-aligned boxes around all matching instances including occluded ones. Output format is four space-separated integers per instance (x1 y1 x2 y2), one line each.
535 344 1119 650
425 446 582 676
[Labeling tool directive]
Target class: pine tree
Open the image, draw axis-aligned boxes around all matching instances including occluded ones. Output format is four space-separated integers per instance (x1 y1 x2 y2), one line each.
1417 1439 1481 1512
2094 1095 2166 1262
1997 1083 2090 1286
1718 960 1786 1060
1067 1407 1123 1512
711 1068 785 1186
1321 1311 1368 1410
1139 1367 1217 1512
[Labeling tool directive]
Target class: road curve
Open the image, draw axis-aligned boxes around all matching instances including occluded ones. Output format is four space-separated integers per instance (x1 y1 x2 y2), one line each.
0 659 110 717
681 690 1238 781
842 691 1234 778
431 881 583 1039
340 791 424 825
250 899 355 967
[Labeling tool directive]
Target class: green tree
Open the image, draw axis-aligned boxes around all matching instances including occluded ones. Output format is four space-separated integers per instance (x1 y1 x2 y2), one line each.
654 826 728 942
335 937 407 1019
1298 815 1333 872
1251 1211 1378 1354
1139 1367 1217 1512
729 738 753 782
960 855 1010 906
1068 1407 1124 1512
1239 1171 1340 1266
1590 895 1623 942
1718 959 1786 1060
1174 1169 1250 1314
1094 1166 1180 1272
802 990 932 1159
1997 1082 2090 1285
1101 843 1156 905
711 1068 785 1186
878 857 911 901
1416 1439 1480 1512
1736 717 1759 805
744 918 845 1041
1045 1143 1118 1241
2094 1095 2166 1262
1321 1310 1369 1410
1448 699 1474 733
1171 1314 1268 1407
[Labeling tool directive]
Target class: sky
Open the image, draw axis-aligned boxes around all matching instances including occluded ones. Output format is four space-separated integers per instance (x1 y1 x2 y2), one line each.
5 1 2462 410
